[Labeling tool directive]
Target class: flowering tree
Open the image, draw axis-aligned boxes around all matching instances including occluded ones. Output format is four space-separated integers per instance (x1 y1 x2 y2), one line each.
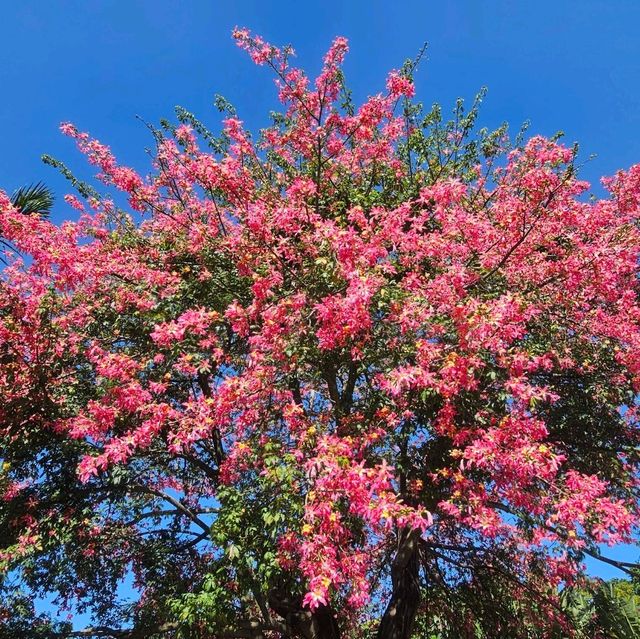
1 30 640 639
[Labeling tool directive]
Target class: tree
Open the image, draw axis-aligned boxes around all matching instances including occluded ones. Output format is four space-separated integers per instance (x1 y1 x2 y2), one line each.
1 182 54 259
1 29 640 639
555 579 640 638
10 182 54 217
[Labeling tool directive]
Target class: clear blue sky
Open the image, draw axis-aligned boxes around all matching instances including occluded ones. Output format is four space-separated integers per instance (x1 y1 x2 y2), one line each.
2 0 639 620
2 0 640 222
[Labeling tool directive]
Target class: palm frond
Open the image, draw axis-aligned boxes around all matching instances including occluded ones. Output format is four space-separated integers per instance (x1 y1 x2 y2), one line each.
559 580 640 639
10 182 54 216
592 581 640 639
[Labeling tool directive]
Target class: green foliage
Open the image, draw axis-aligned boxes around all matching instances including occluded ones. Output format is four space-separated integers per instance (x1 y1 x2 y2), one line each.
10 182 54 217
558 579 640 639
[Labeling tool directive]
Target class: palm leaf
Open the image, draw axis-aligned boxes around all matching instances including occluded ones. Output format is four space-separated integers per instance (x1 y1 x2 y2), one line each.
10 182 54 216
591 581 640 639
560 581 640 639
559 586 594 636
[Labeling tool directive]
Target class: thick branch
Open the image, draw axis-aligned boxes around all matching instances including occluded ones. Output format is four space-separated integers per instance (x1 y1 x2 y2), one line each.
128 485 210 533
376 529 421 639
269 589 341 639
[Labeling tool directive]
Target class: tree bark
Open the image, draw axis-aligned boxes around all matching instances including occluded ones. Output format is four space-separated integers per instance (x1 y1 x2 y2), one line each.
268 590 341 639
376 529 421 639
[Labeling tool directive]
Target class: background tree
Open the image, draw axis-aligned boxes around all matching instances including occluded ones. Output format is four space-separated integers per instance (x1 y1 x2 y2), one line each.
1 30 640 639
0 182 53 259
9 182 54 217
550 579 640 639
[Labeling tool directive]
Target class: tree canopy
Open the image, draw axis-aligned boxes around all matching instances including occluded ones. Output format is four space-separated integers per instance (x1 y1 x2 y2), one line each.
1 30 640 639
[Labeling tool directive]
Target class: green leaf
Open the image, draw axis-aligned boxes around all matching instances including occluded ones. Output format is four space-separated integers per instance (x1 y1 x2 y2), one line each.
10 182 54 217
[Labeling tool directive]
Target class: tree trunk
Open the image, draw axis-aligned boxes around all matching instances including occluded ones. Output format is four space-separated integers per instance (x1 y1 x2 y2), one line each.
376 529 421 639
268 590 341 639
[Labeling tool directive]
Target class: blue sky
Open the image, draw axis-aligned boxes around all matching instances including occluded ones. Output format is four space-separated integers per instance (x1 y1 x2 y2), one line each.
2 0 640 220
2 0 640 622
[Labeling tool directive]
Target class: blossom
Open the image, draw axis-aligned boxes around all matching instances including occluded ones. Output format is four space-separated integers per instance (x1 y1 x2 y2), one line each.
1 27 639 638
